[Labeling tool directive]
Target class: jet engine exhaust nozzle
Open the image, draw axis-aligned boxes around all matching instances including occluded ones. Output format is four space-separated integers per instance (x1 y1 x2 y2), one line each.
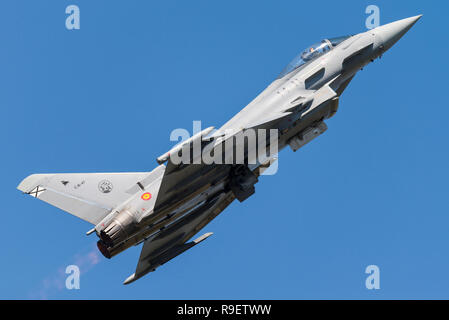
98 209 138 247
97 240 112 259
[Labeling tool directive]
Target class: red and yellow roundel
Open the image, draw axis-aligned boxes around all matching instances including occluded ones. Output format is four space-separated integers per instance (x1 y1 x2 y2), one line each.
141 192 152 201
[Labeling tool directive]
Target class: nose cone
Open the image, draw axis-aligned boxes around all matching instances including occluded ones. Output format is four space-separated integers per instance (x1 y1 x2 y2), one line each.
374 15 422 51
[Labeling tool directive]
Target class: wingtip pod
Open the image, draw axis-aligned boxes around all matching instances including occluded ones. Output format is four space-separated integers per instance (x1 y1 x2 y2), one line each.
122 232 214 285
123 273 136 285
193 232 213 244
17 174 52 193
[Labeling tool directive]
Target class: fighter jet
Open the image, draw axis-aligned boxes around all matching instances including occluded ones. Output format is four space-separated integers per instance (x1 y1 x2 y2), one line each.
18 15 422 284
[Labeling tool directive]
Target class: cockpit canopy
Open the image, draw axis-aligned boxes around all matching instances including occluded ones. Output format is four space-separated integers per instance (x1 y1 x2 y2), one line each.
278 35 351 78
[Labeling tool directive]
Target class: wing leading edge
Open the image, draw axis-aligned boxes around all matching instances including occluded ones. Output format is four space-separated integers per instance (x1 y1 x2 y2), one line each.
17 170 163 225
124 191 235 284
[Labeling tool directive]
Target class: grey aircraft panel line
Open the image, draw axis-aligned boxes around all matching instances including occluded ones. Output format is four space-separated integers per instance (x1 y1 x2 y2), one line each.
17 15 422 284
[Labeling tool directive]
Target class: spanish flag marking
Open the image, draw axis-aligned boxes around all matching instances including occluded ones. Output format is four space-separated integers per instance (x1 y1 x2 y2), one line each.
141 192 152 201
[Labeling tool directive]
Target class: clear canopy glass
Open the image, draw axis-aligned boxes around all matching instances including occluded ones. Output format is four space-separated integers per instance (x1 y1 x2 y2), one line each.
278 35 351 79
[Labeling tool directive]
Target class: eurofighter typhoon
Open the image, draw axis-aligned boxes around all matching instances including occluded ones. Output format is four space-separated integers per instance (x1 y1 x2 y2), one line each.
18 16 421 284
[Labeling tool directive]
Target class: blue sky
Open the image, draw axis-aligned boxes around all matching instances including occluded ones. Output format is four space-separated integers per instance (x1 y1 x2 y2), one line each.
1 0 448 299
